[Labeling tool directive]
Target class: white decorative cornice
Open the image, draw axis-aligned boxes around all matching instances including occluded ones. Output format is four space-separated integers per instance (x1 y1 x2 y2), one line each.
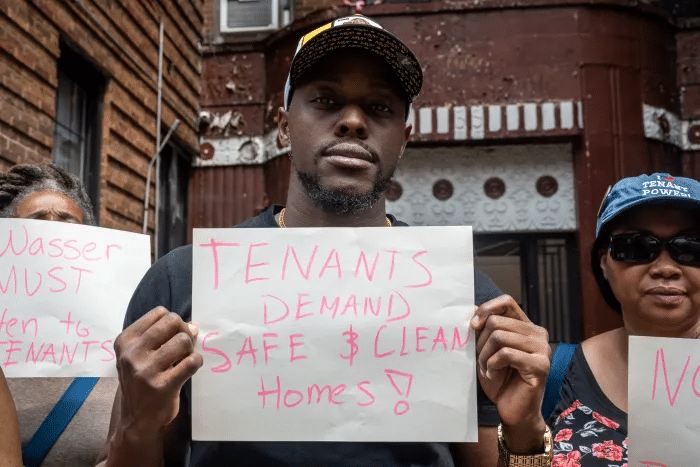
643 104 700 151
194 100 586 167
411 100 583 141
194 131 288 167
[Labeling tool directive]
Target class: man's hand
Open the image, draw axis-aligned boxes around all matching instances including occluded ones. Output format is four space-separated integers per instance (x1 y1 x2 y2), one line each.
470 295 550 454
103 307 203 466
115 306 202 437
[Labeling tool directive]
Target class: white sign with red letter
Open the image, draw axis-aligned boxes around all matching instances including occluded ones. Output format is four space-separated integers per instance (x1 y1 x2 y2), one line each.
0 218 151 377
192 226 476 442
628 336 700 466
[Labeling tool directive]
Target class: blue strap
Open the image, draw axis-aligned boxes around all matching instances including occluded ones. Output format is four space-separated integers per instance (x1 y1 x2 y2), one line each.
22 377 99 467
541 343 576 420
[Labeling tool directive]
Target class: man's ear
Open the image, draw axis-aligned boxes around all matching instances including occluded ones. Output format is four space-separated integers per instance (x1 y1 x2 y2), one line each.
399 123 412 158
277 107 290 148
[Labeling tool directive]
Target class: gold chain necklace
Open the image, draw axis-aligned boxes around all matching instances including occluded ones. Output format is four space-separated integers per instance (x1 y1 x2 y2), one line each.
277 208 392 228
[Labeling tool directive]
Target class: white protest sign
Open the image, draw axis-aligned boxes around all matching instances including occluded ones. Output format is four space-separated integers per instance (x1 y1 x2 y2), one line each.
192 226 476 442
628 336 700 466
0 218 151 377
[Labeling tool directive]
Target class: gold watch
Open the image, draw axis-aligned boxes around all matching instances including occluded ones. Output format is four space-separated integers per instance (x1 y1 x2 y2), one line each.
497 423 553 467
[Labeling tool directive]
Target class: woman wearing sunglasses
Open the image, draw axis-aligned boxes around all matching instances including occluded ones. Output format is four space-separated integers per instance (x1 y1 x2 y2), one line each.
548 173 700 466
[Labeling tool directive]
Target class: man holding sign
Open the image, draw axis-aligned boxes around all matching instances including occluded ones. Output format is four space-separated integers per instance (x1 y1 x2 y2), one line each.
98 15 552 467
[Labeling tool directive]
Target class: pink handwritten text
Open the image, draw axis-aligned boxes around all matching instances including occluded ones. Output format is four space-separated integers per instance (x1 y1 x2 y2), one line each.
650 347 700 407
0 338 114 367
261 291 412 325
257 375 372 409
198 241 434 290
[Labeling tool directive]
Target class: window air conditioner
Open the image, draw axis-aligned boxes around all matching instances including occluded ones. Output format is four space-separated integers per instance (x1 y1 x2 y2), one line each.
221 0 291 33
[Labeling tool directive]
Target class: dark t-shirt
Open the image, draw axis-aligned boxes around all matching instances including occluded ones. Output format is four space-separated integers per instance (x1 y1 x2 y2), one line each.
123 206 503 467
547 345 628 466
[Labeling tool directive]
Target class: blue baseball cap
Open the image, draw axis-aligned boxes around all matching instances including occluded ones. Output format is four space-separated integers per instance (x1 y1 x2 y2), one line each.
595 173 700 238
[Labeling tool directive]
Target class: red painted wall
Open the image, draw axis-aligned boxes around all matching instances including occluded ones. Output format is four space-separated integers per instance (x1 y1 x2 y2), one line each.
198 1 695 338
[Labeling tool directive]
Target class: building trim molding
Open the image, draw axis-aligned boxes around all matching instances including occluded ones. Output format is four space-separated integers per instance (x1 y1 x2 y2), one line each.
195 100 585 167
409 100 584 141
643 104 700 151
194 131 289 167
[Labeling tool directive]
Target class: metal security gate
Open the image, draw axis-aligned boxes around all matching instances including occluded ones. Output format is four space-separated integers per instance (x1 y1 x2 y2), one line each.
474 233 581 343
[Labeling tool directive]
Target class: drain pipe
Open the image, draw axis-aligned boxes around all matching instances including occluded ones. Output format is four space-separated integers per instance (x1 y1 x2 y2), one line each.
142 119 179 245
142 14 167 259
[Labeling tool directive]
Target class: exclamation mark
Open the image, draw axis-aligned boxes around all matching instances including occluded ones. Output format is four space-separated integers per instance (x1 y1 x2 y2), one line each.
385 369 413 416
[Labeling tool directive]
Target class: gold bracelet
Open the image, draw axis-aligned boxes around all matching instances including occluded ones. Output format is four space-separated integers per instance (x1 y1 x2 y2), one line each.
497 424 553 467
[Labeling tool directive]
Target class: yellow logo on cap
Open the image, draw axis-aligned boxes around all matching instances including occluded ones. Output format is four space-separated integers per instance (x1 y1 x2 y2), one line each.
345 17 370 25
301 22 332 46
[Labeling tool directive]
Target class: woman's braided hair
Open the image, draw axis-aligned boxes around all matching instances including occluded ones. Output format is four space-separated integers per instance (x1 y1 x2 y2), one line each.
0 164 95 225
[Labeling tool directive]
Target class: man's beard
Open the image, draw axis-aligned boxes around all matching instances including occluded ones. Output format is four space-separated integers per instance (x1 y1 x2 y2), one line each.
296 171 391 215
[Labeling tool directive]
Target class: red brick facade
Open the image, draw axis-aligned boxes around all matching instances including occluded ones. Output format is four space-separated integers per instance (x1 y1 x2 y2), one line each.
0 0 202 236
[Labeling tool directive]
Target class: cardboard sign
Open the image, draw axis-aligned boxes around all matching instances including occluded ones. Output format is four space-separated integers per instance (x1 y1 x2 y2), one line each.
192 226 476 442
0 218 151 377
628 336 700 466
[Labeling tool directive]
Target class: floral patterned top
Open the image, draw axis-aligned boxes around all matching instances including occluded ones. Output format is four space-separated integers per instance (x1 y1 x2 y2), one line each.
547 345 628 467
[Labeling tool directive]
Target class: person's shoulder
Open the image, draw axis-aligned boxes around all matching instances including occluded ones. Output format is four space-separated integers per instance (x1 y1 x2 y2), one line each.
581 327 623 356
579 327 625 384
147 244 193 278
124 244 194 327
473 268 503 304
162 243 193 263
388 213 408 226
235 205 281 228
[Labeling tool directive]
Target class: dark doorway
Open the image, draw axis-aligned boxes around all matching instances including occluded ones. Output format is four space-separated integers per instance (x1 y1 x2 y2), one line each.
157 141 191 258
474 233 581 343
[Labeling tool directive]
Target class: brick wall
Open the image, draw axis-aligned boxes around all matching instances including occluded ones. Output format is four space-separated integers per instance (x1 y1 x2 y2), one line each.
0 0 202 235
203 0 216 41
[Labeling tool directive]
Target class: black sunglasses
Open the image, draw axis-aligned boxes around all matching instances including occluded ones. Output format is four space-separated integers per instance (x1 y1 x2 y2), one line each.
608 233 700 265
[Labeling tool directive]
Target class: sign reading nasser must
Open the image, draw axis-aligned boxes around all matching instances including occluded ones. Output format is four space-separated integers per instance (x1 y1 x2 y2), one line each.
0 218 150 377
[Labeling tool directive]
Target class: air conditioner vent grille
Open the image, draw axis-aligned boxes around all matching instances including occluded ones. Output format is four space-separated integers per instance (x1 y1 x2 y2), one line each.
225 0 274 29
